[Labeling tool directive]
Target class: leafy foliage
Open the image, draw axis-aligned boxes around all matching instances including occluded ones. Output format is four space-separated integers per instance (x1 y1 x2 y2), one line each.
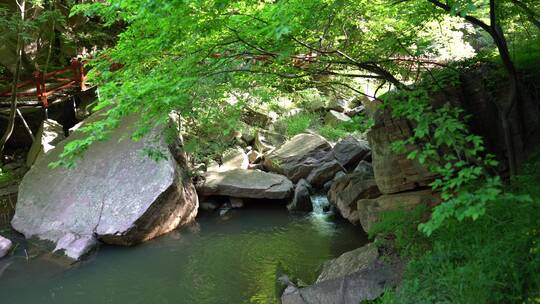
373 152 540 304
386 70 530 235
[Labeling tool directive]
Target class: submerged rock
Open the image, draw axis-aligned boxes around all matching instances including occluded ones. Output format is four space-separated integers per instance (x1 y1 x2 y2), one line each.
287 179 313 212
229 197 244 208
198 169 293 199
264 133 331 182
247 149 262 164
0 235 12 258
12 114 198 260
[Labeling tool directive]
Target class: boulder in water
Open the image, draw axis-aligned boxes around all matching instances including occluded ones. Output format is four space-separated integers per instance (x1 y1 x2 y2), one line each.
316 243 379 283
198 169 293 199
328 172 381 224
12 114 198 260
0 235 12 258
286 179 313 212
281 243 403 304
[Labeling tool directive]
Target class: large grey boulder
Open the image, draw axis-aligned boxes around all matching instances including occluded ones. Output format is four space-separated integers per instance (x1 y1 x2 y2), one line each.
316 243 379 283
198 169 293 199
281 243 403 304
264 133 331 182
368 108 437 194
26 119 66 167
328 172 381 224
331 136 371 169
11 114 198 260
357 189 439 233
286 179 312 212
0 235 12 258
306 160 345 189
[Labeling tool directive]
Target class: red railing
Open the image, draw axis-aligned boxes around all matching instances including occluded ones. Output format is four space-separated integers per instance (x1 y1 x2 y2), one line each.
0 58 87 108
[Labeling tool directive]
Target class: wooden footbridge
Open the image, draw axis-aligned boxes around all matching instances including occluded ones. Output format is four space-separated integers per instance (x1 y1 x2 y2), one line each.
0 59 89 140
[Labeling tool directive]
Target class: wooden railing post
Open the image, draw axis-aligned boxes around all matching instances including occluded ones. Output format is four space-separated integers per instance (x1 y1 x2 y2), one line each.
71 58 86 91
33 70 48 108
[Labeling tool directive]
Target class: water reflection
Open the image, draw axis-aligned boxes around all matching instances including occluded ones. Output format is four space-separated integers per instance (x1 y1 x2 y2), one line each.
0 206 366 304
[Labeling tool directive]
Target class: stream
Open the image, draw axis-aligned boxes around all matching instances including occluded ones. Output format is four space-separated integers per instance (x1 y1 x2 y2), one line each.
0 197 367 304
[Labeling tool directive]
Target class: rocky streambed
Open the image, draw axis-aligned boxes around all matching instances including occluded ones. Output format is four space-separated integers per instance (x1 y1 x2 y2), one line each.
0 100 441 303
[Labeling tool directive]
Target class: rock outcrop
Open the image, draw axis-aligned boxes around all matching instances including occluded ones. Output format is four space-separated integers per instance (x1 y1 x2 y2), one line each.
357 189 439 233
198 169 293 199
11 114 198 260
328 172 381 224
264 133 331 182
368 109 437 194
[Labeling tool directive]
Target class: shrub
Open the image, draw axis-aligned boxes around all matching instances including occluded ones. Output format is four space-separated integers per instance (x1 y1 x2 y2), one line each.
373 153 540 304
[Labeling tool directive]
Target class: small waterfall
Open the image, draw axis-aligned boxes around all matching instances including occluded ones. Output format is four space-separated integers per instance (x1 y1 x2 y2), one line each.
308 194 335 235
310 194 330 215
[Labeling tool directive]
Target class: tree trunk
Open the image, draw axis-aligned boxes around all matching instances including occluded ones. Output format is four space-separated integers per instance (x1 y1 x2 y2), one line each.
489 0 525 175
427 0 530 175
0 0 26 158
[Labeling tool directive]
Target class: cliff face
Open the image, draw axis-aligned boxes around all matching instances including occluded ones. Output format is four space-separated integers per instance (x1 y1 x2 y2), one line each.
371 65 540 179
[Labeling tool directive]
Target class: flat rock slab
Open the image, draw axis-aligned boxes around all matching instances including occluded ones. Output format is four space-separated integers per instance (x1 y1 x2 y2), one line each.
11 113 198 260
198 169 293 199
